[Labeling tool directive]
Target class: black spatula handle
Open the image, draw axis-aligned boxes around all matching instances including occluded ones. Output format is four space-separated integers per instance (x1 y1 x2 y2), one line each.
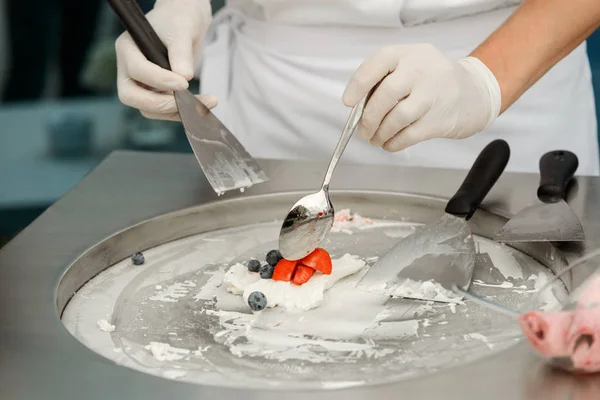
107 0 172 71
537 150 578 203
445 139 510 220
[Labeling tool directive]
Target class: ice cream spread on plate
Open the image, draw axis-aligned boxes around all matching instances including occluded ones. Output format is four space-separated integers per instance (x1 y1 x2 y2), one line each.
61 212 569 389
223 254 366 312
219 209 378 313
331 209 374 234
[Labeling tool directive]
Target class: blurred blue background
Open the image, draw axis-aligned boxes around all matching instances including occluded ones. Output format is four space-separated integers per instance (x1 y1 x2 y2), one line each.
0 1 598 247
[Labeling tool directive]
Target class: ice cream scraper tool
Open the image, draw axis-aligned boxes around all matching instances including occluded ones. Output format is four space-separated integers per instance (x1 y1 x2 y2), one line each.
278 86 376 260
494 150 583 243
357 139 510 302
107 0 267 195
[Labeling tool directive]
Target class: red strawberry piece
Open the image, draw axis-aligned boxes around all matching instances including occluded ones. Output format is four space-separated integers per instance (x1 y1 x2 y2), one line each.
292 264 315 285
272 259 297 282
299 248 332 275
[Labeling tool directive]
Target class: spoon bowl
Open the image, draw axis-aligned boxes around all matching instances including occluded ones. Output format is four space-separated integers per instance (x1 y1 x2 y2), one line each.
279 189 334 260
278 87 375 260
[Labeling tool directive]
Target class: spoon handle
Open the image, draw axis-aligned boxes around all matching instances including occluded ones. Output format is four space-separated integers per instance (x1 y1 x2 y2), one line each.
321 86 377 189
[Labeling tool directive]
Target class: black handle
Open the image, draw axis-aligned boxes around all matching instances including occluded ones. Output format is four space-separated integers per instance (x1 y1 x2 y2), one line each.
537 150 578 203
107 0 172 71
445 139 510 220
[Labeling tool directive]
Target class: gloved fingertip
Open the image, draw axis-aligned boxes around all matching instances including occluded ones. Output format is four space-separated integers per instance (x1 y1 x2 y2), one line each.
179 67 195 82
369 138 383 148
356 125 368 140
200 94 218 109
140 110 159 121
383 139 410 153
168 79 189 91
342 89 358 107
182 70 195 82
169 60 194 82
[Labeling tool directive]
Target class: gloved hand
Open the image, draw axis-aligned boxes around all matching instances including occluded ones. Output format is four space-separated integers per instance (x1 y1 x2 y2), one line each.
342 44 502 152
115 0 216 121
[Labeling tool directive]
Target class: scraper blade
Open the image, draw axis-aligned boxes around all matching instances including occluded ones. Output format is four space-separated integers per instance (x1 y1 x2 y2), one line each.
494 199 584 242
175 90 268 194
108 0 268 194
357 139 510 303
495 150 583 243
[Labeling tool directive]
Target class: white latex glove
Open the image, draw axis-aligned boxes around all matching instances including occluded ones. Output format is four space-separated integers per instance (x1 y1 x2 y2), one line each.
342 44 501 152
115 0 216 121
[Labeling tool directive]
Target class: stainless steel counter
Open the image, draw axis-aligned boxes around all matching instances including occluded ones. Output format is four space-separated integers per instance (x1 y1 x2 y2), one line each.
1 151 600 400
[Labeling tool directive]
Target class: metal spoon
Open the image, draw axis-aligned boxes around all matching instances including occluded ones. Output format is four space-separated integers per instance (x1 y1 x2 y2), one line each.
278 88 375 260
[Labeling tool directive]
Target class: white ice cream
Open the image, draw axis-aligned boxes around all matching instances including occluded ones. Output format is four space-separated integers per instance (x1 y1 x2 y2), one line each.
144 342 190 361
96 319 115 332
223 254 366 312
375 278 465 304
331 209 374 234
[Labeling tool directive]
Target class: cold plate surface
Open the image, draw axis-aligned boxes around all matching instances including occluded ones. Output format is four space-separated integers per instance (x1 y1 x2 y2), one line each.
62 211 566 390
4 152 600 400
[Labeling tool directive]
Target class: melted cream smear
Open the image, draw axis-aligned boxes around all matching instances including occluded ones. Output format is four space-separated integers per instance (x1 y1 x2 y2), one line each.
62 210 567 390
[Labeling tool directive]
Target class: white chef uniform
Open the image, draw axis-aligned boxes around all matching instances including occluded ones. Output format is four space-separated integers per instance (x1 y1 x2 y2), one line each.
200 0 599 176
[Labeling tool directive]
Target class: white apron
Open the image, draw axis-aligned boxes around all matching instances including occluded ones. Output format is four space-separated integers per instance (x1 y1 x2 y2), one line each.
200 1 600 176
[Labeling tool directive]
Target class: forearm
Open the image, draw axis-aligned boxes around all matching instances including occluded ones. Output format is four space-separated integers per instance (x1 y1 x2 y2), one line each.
470 0 600 114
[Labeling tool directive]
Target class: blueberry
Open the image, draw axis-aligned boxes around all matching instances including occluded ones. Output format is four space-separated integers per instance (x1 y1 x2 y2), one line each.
259 263 274 279
248 291 267 311
266 249 283 267
247 259 261 272
132 252 145 265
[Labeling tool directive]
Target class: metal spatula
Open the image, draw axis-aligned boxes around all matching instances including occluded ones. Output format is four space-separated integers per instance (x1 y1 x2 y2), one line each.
357 139 510 302
107 0 268 195
494 150 583 243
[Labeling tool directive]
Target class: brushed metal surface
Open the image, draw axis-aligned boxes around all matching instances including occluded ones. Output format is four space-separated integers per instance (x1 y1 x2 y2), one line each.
495 198 585 242
175 90 268 194
2 151 600 399
60 204 557 389
357 213 476 300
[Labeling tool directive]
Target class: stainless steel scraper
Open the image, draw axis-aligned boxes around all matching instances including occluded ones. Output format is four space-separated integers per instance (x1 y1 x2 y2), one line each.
107 0 268 195
357 139 510 302
494 150 584 243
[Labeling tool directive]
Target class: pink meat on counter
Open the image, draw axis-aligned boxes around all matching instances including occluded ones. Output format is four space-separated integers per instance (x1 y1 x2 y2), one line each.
518 311 574 357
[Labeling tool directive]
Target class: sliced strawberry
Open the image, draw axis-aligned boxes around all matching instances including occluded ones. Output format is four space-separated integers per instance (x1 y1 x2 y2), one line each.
272 259 297 282
292 265 315 285
299 248 332 275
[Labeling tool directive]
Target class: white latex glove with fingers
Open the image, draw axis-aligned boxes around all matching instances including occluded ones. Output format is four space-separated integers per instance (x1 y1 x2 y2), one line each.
342 44 502 152
115 0 216 121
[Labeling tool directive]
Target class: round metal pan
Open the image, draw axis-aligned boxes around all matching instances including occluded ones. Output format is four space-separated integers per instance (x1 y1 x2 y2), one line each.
58 191 570 390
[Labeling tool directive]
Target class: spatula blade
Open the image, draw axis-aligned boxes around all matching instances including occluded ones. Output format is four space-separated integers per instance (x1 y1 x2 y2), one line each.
175 90 268 194
356 139 509 302
357 214 476 303
359 252 474 303
105 0 267 195
494 199 584 242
